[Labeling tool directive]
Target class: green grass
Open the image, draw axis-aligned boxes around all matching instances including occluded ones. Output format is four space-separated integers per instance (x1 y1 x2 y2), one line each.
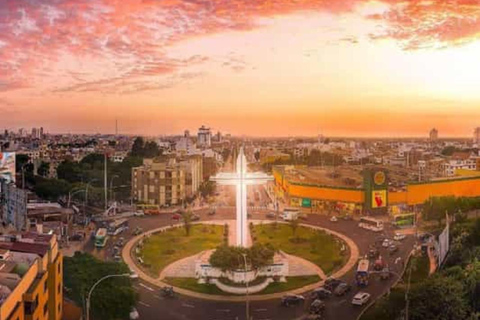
252 223 347 274
138 224 224 275
164 275 321 295
164 277 229 295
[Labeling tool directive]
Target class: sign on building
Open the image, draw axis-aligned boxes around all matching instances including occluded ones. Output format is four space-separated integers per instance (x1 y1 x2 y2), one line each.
0 152 16 183
438 216 450 266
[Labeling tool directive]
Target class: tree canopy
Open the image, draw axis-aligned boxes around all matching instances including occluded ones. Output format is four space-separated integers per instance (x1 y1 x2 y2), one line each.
63 252 137 320
209 243 276 272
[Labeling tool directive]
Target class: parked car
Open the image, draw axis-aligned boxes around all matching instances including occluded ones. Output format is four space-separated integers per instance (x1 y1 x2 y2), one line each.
311 288 332 300
172 213 182 221
352 292 371 306
324 278 342 291
281 295 305 307
334 283 352 296
191 214 200 221
330 216 338 222
309 299 326 314
394 233 406 241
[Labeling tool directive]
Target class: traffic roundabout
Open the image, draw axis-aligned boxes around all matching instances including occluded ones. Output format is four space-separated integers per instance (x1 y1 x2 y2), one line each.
122 220 360 301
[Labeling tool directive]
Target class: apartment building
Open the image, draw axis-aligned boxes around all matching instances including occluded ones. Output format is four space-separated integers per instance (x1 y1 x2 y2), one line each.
0 232 63 320
132 158 186 206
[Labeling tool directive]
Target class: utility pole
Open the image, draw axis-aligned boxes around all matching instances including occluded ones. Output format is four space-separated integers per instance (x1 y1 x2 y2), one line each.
104 153 108 212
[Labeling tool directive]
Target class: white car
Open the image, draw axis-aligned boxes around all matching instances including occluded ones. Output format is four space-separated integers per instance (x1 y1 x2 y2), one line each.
129 308 139 320
382 239 393 248
352 292 371 306
394 233 406 241
330 216 338 222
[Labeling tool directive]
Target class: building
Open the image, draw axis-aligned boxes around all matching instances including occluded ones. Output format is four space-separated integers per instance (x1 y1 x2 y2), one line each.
429 128 438 141
179 156 203 198
474 127 480 145
444 153 477 176
1 181 30 231
176 131 196 154
197 126 212 148
0 232 63 320
132 158 186 206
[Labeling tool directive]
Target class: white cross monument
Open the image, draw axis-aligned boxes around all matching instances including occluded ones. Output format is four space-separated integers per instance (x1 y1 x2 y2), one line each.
211 147 273 247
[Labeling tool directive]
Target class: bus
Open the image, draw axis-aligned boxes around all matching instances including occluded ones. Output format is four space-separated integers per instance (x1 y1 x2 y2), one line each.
107 218 129 236
95 228 108 248
392 213 415 228
355 259 370 286
358 217 384 232
136 204 161 215
282 207 300 221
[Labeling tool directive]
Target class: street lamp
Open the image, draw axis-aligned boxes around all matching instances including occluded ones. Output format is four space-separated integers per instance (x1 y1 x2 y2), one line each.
84 179 98 219
241 253 250 320
109 175 119 207
68 189 86 208
85 273 133 320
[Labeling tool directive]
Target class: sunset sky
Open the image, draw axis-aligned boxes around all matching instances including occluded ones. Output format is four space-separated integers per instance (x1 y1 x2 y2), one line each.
1 0 480 137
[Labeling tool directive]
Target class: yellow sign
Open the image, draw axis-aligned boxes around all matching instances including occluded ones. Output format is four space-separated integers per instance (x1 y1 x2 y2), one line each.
372 190 387 208
290 198 302 207
374 171 386 186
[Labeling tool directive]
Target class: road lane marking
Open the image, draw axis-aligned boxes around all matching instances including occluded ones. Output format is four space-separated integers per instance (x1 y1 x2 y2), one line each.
139 301 150 307
153 295 163 300
216 309 230 312
139 283 155 292
182 303 195 308
254 309 268 312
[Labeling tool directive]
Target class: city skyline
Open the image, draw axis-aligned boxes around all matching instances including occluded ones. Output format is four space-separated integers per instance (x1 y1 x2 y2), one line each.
2 1 480 136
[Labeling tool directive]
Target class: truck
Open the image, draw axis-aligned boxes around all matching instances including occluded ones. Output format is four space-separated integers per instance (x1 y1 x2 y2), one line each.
282 208 300 221
95 228 108 248
355 259 370 287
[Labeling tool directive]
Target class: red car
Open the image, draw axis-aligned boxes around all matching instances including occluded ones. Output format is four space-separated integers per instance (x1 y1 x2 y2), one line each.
172 213 182 220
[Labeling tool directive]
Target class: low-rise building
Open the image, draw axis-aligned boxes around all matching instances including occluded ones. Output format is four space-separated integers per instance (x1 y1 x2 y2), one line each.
132 158 186 206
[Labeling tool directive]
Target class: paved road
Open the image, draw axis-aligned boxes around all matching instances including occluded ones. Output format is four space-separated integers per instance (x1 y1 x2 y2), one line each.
83 208 414 320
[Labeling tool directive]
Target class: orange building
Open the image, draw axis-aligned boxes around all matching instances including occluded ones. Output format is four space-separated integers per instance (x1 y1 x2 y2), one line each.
0 232 63 320
273 165 480 213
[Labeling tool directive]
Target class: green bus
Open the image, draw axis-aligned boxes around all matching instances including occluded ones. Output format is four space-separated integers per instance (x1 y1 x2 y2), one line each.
392 213 415 228
95 228 108 248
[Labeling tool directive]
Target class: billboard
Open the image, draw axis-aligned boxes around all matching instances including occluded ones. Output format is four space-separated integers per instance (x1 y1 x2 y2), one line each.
372 190 387 208
0 152 16 183
438 217 450 266
302 198 311 208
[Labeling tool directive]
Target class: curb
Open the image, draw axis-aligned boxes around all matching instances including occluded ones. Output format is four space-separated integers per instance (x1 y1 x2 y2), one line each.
122 220 359 302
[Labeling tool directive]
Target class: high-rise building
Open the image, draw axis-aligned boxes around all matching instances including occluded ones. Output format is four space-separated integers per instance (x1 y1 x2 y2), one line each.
0 232 63 320
197 125 212 148
429 128 438 141
474 127 480 145
1 181 30 231
132 158 186 206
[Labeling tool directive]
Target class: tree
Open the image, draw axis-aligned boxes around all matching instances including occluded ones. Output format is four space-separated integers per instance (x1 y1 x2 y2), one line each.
131 137 145 157
130 137 161 158
209 245 246 272
408 275 470 320
63 252 137 320
181 210 193 236
33 178 71 200
248 243 275 269
37 161 50 177
289 218 299 238
199 181 216 199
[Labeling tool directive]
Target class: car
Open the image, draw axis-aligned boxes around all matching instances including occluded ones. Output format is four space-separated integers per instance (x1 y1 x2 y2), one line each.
129 307 139 320
208 209 216 216
324 278 342 291
133 227 143 236
330 216 338 222
334 283 352 296
113 255 121 262
394 233 406 241
266 212 276 219
368 248 379 259
281 294 305 307
352 292 371 306
382 239 393 248
309 299 325 314
388 244 399 255
191 214 200 221
133 211 145 217
380 268 390 280
374 257 386 271
172 213 182 220
311 288 332 300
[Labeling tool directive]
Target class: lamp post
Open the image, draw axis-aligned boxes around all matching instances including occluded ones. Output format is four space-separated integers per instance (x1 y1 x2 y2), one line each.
85 273 132 320
84 179 98 219
68 189 86 208
109 175 119 208
241 253 250 320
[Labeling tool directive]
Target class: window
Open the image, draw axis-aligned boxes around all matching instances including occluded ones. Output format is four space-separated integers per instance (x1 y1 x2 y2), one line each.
58 262 61 274
58 283 61 294
44 279 48 293
43 302 48 315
